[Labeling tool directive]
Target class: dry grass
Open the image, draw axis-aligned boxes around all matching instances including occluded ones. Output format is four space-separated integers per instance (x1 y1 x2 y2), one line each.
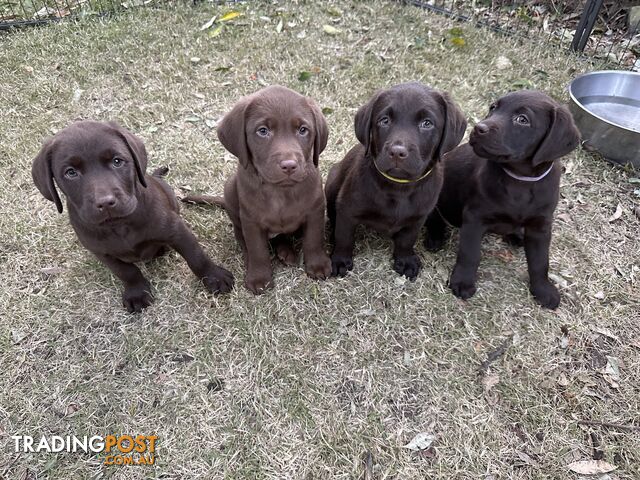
0 1 639 479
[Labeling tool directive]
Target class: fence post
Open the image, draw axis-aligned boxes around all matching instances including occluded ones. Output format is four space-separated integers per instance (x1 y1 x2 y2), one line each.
571 0 605 52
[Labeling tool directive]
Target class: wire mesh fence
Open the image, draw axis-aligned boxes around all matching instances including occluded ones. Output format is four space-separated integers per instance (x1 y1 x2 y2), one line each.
404 1 640 70
1 0 639 71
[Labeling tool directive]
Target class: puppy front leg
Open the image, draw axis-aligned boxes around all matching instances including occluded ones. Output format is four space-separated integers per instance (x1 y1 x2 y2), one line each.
241 220 273 294
392 223 422 281
449 219 485 300
95 253 153 313
303 206 331 280
330 210 356 277
524 221 560 309
169 220 234 295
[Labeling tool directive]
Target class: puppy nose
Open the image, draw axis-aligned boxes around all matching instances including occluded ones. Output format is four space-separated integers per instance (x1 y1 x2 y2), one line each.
474 122 490 135
95 195 117 210
279 159 298 175
389 145 408 160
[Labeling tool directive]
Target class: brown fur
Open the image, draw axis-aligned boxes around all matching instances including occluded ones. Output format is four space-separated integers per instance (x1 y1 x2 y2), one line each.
325 82 467 280
184 85 331 294
32 120 233 313
424 90 581 309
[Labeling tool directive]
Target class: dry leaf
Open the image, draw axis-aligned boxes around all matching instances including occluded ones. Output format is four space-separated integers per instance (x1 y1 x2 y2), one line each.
403 432 435 451
567 459 617 474
607 203 623 222
200 15 217 31
219 11 241 22
41 266 64 275
482 373 500 392
323 25 340 35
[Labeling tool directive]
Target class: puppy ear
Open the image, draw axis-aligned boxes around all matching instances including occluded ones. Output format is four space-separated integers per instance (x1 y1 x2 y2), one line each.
109 122 148 188
354 89 384 157
531 104 580 166
435 91 467 160
307 98 329 167
32 137 63 213
217 96 252 168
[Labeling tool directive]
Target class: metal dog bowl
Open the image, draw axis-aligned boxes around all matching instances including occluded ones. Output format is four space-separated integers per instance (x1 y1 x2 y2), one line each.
568 70 640 168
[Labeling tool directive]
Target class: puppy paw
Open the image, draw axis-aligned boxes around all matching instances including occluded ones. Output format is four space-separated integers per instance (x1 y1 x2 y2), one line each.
305 253 332 280
393 254 422 281
122 282 154 313
449 268 477 300
202 265 235 294
531 281 560 309
245 272 273 295
424 235 445 252
331 254 353 277
276 242 298 266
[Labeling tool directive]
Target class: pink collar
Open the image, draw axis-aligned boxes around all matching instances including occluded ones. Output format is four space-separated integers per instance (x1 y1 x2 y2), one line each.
502 164 554 182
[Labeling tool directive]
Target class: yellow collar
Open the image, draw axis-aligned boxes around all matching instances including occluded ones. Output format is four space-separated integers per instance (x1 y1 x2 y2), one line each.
373 159 434 184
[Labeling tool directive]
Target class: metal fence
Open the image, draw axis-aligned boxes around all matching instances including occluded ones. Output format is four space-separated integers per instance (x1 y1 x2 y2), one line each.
405 0 640 70
1 0 639 71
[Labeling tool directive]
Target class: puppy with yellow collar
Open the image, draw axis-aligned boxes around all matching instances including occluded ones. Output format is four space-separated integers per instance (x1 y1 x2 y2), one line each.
325 82 466 280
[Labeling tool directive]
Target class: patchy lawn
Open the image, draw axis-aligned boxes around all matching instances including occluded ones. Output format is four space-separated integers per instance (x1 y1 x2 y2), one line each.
0 1 638 478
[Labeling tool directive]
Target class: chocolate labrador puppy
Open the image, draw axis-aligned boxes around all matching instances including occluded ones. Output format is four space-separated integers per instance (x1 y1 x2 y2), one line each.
325 82 466 280
424 90 580 309
184 85 331 294
32 120 234 312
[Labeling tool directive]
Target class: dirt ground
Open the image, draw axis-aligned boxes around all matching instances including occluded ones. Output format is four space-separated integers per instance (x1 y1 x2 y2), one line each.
0 1 639 479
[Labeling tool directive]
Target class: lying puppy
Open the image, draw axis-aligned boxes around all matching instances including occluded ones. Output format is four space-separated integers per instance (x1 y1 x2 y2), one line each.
325 82 466 280
424 90 580 309
184 85 331 294
32 120 234 312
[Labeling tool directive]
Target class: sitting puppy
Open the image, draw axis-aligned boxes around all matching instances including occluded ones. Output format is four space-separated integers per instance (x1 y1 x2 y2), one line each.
184 85 331 294
32 121 234 313
424 90 580 309
325 82 466 280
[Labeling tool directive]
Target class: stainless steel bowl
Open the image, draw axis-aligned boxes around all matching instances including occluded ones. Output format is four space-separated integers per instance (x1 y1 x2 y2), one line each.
568 70 640 168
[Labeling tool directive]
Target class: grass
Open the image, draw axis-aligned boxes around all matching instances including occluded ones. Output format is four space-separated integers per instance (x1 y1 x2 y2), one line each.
1 1 639 478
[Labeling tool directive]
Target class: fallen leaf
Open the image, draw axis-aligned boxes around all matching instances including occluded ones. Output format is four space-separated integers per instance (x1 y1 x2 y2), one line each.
321 107 334 115
607 203 623 222
219 11 241 22
323 24 340 35
298 71 312 81
450 37 466 47
628 177 640 184
495 55 512 69
603 356 620 380
567 460 617 474
593 291 605 300
403 432 435 451
200 15 217 31
276 18 283 33
41 266 64 275
208 24 224 38
482 373 500 392
326 6 342 16
190 57 201 64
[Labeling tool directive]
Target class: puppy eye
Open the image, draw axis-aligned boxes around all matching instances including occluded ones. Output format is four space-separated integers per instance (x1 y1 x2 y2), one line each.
514 114 530 125
298 126 309 136
64 167 78 178
256 126 270 137
112 157 124 168
419 119 433 129
377 116 390 127
489 103 498 112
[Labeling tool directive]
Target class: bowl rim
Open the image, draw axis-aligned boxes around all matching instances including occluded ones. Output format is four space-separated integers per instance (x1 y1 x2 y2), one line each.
568 70 640 134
